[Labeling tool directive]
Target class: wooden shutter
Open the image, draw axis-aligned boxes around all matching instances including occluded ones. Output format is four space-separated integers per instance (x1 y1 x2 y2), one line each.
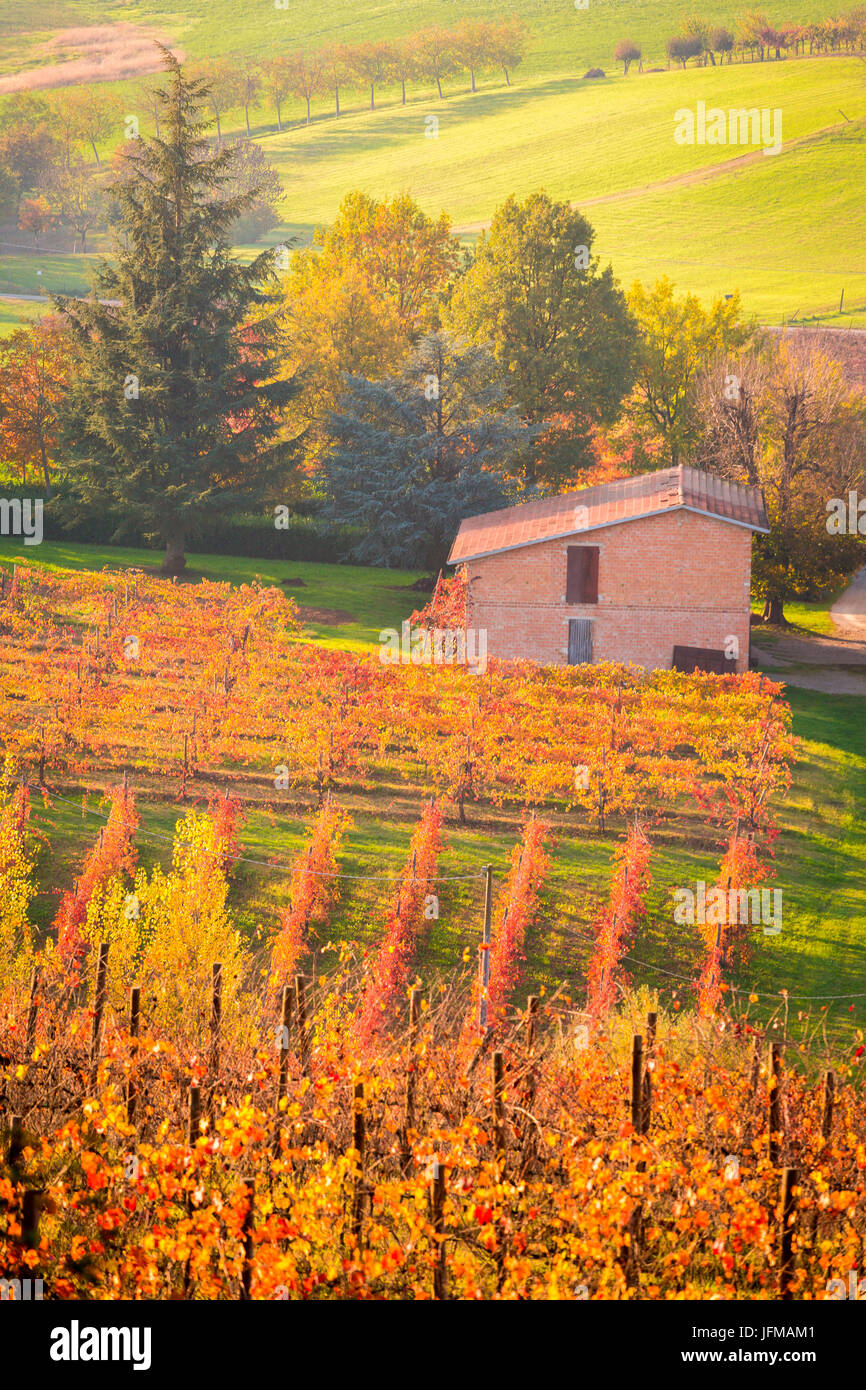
566 546 599 604
568 618 593 665
672 645 730 675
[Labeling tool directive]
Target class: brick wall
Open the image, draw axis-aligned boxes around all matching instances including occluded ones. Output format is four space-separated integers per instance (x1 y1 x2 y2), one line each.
464 509 754 671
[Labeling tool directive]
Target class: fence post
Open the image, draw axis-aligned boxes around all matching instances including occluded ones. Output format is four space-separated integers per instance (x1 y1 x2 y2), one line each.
210 962 222 1086
89 941 110 1088
821 1070 834 1142
240 1184 255 1300
351 1081 366 1247
277 983 293 1104
642 1012 657 1134
126 986 140 1127
769 1042 783 1165
294 974 309 1074
431 1161 447 1300
779 1166 798 1300
478 865 493 1030
630 1034 644 1131
492 1051 504 1159
402 988 421 1173
525 994 539 1053
25 966 40 1057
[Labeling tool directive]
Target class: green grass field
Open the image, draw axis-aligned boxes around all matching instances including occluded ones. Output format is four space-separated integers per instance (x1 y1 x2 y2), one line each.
0 3 863 326
3 539 865 1041
0 0 851 75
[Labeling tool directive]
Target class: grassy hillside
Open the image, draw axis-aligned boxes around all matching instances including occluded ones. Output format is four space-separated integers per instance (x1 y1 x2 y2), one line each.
0 0 854 75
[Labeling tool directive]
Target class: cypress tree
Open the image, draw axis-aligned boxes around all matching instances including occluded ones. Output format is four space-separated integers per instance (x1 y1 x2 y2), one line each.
56 48 295 573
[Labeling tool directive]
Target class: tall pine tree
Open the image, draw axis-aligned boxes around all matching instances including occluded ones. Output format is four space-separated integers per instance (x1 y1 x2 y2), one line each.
323 331 534 568
56 49 295 573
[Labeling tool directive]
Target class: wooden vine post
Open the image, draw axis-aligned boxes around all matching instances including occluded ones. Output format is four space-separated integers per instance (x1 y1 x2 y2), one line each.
779 1167 798 1300
89 941 110 1089
126 986 141 1127
478 865 493 1031
210 962 222 1089
430 1161 447 1300
294 974 309 1074
240 1184 255 1301
402 987 421 1174
351 1081 366 1248
768 1042 783 1165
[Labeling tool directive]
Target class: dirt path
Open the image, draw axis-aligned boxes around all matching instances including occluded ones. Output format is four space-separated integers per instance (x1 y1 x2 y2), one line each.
831 565 866 638
452 119 853 235
753 570 866 694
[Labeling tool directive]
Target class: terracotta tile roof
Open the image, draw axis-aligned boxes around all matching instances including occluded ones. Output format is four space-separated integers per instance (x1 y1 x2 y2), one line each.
447 465 769 564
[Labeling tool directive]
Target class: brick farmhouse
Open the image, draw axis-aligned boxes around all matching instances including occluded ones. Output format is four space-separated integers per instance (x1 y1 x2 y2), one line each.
447 466 769 673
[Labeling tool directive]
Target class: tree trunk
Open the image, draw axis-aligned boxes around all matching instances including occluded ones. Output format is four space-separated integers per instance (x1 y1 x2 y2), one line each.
762 596 785 625
245 105 251 136
401 78 406 103
370 83 375 110
305 96 311 124
335 87 340 116
276 98 282 131
163 531 187 577
39 437 52 498
436 76 443 99
470 68 476 93
91 139 100 165
215 113 222 144
503 66 510 85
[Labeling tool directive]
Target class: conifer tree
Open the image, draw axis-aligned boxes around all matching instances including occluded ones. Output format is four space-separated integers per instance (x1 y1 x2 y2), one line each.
56 48 295 573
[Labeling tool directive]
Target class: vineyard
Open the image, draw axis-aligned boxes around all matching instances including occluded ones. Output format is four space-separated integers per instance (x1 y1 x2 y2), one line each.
1 561 865 1301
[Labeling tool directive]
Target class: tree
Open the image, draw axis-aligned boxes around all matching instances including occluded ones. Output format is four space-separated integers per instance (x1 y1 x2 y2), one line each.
490 16 529 85
46 89 88 166
319 44 351 117
614 39 642 74
697 339 866 623
236 56 262 137
322 331 533 568
55 50 296 575
189 57 242 142
261 56 293 131
626 278 751 467
710 26 735 63
137 81 165 138
391 37 418 105
454 19 496 93
348 40 393 111
18 196 55 247
75 89 122 165
0 124 63 208
415 27 456 99
0 317 73 493
667 34 703 68
275 191 460 461
446 192 638 485
46 163 106 253
285 50 323 125
0 160 19 223
310 191 460 337
222 140 284 242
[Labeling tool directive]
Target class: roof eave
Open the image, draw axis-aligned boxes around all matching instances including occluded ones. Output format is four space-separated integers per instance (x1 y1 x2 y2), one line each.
448 502 770 564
